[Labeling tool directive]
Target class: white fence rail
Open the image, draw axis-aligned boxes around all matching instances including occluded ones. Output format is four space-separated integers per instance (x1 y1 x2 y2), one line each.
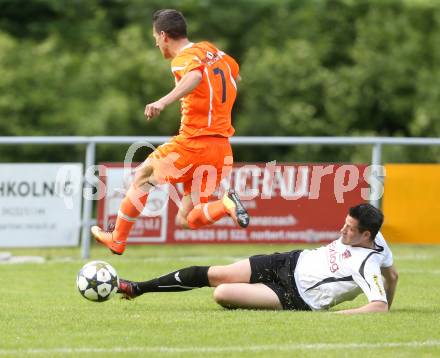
1 136 439 258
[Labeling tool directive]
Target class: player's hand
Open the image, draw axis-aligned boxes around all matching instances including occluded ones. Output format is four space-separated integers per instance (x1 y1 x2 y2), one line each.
144 100 166 120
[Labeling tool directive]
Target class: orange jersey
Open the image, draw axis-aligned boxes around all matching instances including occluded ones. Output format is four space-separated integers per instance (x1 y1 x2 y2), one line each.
171 41 239 138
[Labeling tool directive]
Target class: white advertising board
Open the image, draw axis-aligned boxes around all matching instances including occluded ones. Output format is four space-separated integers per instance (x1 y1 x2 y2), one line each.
0 163 83 247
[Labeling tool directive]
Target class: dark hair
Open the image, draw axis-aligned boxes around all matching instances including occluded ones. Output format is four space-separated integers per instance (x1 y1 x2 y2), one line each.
152 9 187 40
348 203 384 240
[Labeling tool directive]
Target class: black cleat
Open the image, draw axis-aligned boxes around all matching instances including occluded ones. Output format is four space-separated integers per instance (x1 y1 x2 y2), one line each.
222 190 250 228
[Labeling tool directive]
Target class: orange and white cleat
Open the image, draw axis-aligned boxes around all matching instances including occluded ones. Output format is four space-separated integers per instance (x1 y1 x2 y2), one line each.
222 190 250 228
91 226 126 255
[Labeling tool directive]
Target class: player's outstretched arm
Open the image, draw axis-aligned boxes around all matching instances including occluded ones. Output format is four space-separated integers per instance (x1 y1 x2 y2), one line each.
381 265 399 308
144 70 202 120
335 300 389 315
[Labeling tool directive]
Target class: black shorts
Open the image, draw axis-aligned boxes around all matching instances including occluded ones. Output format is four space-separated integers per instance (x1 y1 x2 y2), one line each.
249 250 311 311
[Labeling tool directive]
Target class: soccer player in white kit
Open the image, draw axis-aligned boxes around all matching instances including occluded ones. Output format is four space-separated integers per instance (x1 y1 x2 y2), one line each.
118 203 399 314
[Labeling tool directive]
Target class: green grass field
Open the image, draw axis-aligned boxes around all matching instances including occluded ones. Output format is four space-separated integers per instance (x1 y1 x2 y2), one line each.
1 243 439 357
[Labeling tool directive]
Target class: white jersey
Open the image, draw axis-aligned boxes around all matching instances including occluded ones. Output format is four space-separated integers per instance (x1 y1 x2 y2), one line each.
294 232 393 311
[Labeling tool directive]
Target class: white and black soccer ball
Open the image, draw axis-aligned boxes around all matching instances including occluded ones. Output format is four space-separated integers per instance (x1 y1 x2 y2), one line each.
76 261 119 302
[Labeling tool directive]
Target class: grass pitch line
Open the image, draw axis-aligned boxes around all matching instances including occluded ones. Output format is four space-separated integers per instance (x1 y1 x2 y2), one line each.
399 268 440 275
394 254 432 261
49 255 246 264
1 340 440 355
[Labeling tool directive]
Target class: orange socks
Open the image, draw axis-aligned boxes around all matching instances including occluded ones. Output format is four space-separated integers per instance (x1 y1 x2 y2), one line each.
113 187 148 241
187 200 228 229
114 189 229 235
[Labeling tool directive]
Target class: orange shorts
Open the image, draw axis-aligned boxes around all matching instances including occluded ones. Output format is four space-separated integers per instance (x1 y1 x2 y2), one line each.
147 135 233 202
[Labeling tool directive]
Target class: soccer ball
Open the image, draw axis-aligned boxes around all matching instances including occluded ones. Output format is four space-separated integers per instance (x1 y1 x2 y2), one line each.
76 261 119 302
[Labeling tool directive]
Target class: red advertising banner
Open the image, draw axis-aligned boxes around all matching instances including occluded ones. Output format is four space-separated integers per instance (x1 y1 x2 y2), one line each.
97 163 369 244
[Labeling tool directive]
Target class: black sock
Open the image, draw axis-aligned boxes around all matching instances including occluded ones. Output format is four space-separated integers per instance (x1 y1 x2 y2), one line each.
134 266 210 295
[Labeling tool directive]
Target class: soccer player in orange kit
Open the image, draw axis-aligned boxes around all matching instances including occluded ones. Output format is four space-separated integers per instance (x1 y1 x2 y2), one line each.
91 9 249 255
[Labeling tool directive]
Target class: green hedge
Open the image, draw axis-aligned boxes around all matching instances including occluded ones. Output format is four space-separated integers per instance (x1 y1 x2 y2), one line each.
0 0 439 163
